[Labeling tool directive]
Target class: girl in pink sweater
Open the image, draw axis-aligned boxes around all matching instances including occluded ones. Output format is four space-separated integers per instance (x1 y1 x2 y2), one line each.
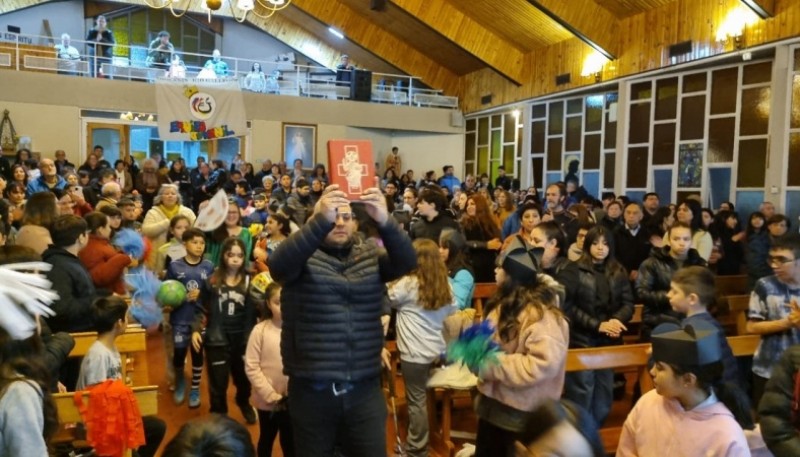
474 246 569 457
244 282 294 457
617 323 752 457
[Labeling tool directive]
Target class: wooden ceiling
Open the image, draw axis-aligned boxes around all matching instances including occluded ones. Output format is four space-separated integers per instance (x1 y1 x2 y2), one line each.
0 0 683 94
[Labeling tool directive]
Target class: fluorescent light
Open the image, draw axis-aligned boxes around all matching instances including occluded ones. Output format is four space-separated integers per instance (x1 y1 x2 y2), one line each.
328 27 344 39
740 0 772 19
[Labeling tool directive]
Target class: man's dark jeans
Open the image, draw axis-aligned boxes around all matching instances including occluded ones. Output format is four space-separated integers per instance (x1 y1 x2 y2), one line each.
288 376 386 457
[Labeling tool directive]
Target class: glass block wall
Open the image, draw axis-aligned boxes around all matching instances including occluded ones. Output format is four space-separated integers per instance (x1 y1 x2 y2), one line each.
529 92 618 198
624 60 772 211
464 112 523 186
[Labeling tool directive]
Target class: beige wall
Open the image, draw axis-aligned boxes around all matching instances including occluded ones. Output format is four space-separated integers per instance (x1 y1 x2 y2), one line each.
0 71 463 174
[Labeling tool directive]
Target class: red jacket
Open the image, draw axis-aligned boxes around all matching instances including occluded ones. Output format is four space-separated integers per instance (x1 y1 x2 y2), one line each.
78 235 131 295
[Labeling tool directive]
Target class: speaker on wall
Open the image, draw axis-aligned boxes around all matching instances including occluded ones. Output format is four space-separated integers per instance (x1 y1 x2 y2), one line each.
350 69 372 102
370 0 387 11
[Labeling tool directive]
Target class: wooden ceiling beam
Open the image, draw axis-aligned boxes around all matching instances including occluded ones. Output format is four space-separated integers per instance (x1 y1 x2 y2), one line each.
291 0 460 93
390 0 526 85
529 0 620 58
0 0 50 14
740 0 775 18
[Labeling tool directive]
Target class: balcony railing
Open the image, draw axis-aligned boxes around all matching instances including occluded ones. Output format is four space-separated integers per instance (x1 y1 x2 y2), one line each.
0 32 459 110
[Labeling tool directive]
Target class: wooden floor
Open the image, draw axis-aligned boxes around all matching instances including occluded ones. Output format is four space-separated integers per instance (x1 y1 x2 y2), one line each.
148 330 633 456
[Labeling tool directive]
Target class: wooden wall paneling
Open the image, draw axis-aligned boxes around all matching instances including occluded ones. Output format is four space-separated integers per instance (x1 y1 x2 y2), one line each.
292 0 461 94
390 0 527 84
461 0 800 113
599 0 678 19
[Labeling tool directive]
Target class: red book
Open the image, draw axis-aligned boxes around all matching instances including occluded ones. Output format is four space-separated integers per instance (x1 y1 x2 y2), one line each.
327 139 376 199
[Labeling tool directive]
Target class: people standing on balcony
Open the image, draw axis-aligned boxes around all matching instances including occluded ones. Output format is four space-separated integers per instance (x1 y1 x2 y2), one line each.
205 49 229 78
244 63 266 93
55 33 81 76
86 15 114 78
335 54 354 84
147 31 173 72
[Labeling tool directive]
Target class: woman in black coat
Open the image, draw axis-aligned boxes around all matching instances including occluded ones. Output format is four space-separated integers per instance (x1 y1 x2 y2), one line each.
563 225 633 426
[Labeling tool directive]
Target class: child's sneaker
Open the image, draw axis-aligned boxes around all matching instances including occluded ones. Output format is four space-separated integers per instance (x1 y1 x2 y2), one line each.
188 388 201 409
173 376 186 405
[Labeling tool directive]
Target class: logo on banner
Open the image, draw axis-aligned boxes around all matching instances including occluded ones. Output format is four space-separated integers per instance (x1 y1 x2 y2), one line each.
189 92 215 120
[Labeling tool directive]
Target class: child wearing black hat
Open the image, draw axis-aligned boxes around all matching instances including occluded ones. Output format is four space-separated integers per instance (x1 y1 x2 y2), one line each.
617 322 753 456
473 246 569 457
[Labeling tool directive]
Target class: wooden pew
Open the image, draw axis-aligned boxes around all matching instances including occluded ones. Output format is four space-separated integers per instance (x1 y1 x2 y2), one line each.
726 294 752 336
427 334 761 457
69 326 149 386
714 275 748 297
566 334 760 455
471 283 496 321
54 385 159 457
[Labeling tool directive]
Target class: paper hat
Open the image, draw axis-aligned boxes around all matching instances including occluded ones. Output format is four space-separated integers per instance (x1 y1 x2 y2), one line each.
651 322 722 366
500 246 540 284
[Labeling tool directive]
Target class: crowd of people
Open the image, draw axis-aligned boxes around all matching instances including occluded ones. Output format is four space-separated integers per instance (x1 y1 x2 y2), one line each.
1 144 800 457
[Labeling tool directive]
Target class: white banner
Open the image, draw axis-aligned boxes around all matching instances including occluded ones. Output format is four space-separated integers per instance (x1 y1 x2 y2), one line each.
155 78 246 141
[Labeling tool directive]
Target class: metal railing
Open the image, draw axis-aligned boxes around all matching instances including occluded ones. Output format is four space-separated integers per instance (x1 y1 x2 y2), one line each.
0 32 459 109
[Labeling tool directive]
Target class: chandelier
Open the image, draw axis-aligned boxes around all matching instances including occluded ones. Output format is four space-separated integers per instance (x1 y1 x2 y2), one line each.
143 0 291 23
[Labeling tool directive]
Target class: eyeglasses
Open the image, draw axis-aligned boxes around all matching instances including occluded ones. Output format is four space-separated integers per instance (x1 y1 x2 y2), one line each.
336 212 353 222
768 256 796 266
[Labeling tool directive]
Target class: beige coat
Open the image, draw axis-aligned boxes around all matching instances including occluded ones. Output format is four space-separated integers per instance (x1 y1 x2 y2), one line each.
477 289 569 412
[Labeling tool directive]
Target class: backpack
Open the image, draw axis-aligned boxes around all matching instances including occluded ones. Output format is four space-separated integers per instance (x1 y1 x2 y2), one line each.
73 379 146 457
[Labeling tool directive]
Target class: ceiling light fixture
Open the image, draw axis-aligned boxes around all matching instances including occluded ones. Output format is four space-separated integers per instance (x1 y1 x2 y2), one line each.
143 0 291 23
328 27 345 39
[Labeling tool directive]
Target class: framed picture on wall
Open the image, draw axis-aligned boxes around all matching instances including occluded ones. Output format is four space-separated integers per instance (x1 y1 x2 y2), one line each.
282 123 317 168
678 143 703 188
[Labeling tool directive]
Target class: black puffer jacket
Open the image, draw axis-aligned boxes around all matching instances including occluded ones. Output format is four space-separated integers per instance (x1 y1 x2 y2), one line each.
43 246 101 333
269 213 416 382
570 260 634 348
759 345 800 456
542 257 586 322
636 246 707 340
409 211 460 242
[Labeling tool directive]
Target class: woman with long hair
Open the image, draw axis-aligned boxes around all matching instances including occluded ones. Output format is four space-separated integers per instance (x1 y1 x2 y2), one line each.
15 192 58 256
206 200 252 267
646 206 675 248
244 62 266 93
665 199 713 261
711 210 745 276
439 229 474 310
388 239 456 457
461 194 501 282
494 190 516 230
474 246 569 456
10 164 27 189
745 211 771 289
4 182 26 229
312 164 328 186
563 225 634 426
617 323 752 456
78 153 101 182
142 184 196 269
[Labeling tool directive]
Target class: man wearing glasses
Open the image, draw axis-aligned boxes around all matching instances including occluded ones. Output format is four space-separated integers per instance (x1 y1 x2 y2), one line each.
747 234 800 406
269 183 416 456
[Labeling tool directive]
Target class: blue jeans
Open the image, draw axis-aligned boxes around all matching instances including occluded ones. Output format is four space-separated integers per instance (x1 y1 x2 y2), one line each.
288 376 386 457
563 368 614 426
